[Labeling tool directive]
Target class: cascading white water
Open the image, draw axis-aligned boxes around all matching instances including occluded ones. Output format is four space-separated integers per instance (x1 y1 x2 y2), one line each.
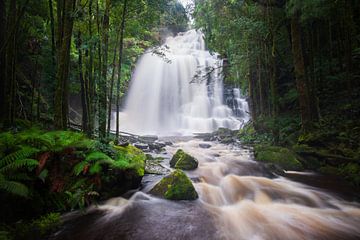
115 29 247 136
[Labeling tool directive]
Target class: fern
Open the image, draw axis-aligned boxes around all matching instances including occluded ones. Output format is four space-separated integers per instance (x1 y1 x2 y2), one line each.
0 174 30 197
73 151 114 176
0 147 39 168
73 161 88 176
0 159 39 173
85 151 113 162
89 162 102 175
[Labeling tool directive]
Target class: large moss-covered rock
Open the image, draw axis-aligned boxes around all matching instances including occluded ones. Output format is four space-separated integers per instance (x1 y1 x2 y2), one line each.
101 144 146 199
150 170 198 200
170 149 198 170
254 145 303 171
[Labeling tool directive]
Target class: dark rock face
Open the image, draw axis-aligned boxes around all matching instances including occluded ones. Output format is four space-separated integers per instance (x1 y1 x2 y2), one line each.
170 149 199 170
149 170 198 200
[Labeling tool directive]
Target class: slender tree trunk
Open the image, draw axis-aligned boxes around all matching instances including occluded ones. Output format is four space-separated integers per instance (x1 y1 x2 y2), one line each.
77 31 90 134
116 0 128 142
54 0 76 129
4 0 17 127
0 0 6 125
88 0 94 134
107 31 120 136
30 57 39 123
48 0 56 64
290 13 318 131
98 0 110 138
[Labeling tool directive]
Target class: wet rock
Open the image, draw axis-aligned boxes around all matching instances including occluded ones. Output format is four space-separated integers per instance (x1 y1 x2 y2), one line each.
134 143 149 151
145 155 169 175
139 135 158 143
199 143 211 149
148 141 166 152
164 141 173 146
117 141 129 147
149 170 198 200
220 136 235 144
170 149 198 170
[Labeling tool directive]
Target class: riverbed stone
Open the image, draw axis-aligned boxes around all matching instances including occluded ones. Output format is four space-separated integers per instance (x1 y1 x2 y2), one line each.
170 149 198 170
199 143 211 149
134 143 149 151
149 170 198 200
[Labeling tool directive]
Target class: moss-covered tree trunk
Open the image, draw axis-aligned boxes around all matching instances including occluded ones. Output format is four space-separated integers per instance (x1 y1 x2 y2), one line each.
99 0 110 138
290 13 318 131
54 0 76 129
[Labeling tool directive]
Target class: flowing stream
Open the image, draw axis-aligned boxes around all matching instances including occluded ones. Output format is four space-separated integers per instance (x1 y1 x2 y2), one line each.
55 30 360 240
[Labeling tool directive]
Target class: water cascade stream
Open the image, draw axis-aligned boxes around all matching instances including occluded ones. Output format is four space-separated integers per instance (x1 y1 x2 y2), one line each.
55 30 360 240
113 30 246 136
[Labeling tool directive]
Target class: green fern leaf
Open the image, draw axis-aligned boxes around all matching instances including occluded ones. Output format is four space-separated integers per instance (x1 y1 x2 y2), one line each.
0 178 30 197
85 151 113 162
89 162 102 174
73 161 88 176
0 158 38 173
0 147 39 168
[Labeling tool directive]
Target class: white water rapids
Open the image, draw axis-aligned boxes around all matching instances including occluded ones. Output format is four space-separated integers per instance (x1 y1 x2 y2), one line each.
56 30 360 240
113 29 247 136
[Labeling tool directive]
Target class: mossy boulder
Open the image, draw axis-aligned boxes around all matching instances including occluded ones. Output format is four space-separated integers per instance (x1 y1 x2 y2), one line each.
254 145 304 171
101 144 146 198
170 149 198 170
149 170 198 200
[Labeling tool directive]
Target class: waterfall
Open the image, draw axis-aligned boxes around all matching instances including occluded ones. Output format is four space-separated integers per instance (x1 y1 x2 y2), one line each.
115 29 249 136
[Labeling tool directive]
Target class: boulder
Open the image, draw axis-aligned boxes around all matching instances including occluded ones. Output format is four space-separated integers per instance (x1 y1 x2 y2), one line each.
134 143 149 151
149 170 198 200
199 143 211 149
254 145 303 171
170 149 198 170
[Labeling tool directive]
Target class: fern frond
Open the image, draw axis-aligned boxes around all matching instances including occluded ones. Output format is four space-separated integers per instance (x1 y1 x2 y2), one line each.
89 162 102 174
73 161 88 176
0 158 39 173
19 131 55 150
0 177 30 197
7 173 32 181
85 151 113 162
0 147 39 168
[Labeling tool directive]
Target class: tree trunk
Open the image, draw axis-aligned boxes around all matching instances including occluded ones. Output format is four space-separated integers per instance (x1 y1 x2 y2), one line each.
48 0 56 64
116 0 128 142
77 31 90 134
4 0 17 127
54 0 76 129
290 13 318 131
99 0 110 138
107 31 120 136
0 0 6 125
87 0 94 134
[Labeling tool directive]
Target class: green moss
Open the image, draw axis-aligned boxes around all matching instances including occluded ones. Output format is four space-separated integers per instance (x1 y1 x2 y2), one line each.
170 149 198 170
150 170 198 200
340 163 360 186
10 212 61 240
254 145 303 171
113 145 146 176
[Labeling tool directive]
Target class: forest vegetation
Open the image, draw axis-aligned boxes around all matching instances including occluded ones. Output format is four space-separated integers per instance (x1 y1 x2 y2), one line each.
0 0 360 239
